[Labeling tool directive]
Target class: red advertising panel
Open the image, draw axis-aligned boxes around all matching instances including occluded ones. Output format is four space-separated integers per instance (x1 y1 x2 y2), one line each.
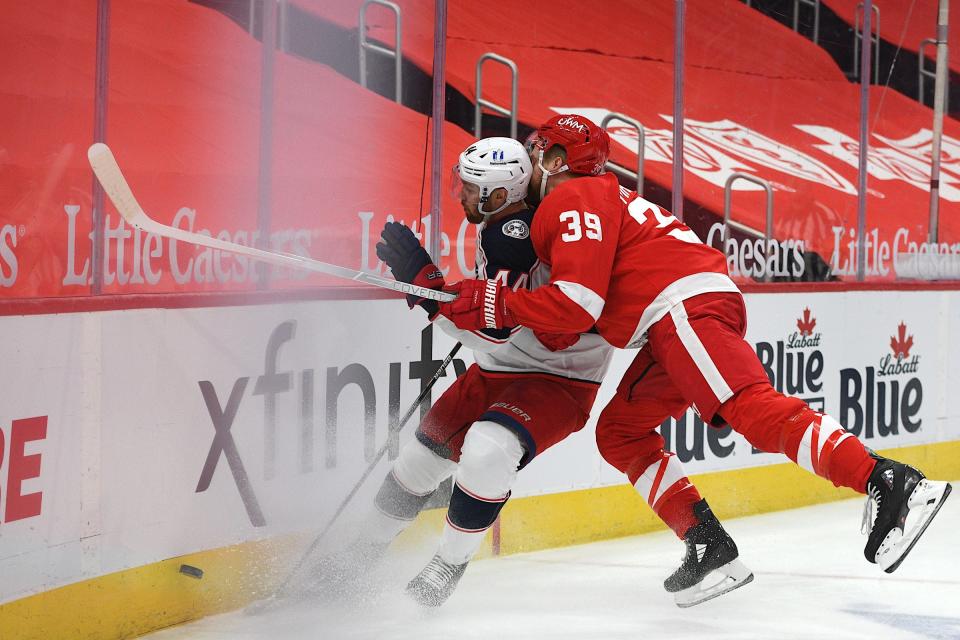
0 1 98 299
0 1 479 301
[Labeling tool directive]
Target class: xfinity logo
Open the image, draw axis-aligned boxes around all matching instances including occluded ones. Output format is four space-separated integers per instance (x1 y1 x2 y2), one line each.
195 322 465 526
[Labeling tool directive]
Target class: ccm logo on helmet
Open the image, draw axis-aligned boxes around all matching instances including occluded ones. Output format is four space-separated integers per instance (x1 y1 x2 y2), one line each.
556 116 588 133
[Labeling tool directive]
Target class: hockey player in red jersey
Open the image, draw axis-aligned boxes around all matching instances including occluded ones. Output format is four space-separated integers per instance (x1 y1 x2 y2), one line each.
345 137 613 607
437 114 952 596
329 137 744 608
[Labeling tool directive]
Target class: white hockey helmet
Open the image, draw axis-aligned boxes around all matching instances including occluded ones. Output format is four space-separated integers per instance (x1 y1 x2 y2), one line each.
451 137 532 218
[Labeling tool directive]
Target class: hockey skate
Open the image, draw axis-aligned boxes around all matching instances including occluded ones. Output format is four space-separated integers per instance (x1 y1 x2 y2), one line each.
862 457 951 573
664 500 754 608
406 554 468 607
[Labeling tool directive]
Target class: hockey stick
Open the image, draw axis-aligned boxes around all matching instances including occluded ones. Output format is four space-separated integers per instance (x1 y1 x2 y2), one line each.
249 341 463 611
86 143 456 302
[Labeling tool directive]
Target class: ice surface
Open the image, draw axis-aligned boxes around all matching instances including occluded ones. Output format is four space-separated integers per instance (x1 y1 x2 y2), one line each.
145 495 960 640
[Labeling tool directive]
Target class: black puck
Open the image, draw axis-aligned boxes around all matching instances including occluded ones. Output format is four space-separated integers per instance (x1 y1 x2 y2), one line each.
179 564 204 579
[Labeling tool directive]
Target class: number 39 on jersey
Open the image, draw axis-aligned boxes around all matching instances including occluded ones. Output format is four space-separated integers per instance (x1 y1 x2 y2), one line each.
560 210 603 242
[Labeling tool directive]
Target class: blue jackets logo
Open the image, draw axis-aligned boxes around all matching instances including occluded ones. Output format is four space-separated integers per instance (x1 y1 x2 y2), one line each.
502 219 529 239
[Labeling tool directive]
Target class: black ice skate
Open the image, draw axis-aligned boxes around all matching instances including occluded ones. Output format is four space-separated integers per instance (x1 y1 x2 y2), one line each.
406 554 468 607
664 500 754 608
862 457 951 573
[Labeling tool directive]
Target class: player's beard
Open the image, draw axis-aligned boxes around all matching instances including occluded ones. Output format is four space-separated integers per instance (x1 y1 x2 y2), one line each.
526 173 544 205
464 204 484 224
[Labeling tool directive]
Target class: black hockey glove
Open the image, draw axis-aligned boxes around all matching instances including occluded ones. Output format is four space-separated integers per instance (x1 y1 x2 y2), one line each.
376 221 446 317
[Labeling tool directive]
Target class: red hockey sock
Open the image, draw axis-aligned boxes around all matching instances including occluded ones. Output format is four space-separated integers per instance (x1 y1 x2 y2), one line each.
628 451 703 538
721 383 875 493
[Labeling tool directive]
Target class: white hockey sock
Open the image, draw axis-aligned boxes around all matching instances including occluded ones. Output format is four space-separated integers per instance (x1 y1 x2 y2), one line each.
363 438 456 545
438 520 490 565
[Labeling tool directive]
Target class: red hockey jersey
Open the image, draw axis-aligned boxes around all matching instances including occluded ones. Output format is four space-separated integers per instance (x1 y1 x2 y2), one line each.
506 173 739 349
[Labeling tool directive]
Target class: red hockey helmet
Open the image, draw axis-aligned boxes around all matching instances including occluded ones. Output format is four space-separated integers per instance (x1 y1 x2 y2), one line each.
530 114 610 176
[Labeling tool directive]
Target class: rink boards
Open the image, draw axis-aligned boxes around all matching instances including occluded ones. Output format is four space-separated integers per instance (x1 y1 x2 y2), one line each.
1 286 959 638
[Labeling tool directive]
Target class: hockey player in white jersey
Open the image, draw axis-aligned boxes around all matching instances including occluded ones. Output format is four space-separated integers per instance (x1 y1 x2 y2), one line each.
372 136 609 606
322 137 752 608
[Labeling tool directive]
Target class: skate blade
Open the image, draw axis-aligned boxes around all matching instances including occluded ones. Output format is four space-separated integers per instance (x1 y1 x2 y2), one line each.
674 558 754 608
877 480 951 573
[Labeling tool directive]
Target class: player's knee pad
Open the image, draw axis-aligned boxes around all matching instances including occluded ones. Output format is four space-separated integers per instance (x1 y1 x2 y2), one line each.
389 437 456 498
448 421 523 532
457 421 525 499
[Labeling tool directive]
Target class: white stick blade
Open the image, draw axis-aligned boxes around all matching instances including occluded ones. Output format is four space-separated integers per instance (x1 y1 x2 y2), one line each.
87 143 150 229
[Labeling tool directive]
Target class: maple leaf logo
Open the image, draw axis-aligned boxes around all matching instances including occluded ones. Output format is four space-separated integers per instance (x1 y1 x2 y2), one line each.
797 308 816 336
890 322 914 359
